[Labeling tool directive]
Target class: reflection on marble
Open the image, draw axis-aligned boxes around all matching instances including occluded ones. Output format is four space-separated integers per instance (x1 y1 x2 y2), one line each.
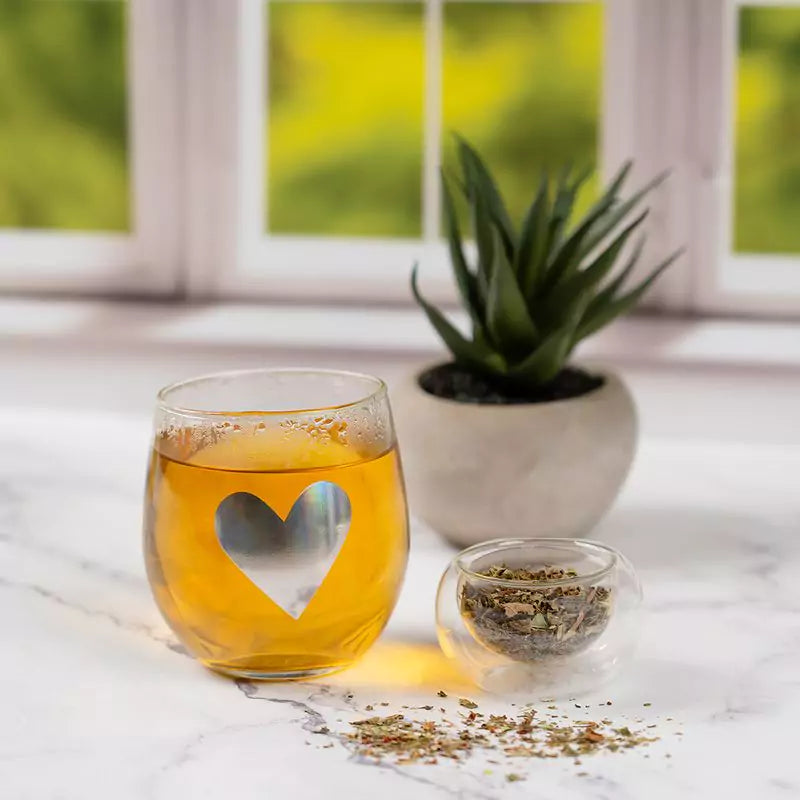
2 410 799 799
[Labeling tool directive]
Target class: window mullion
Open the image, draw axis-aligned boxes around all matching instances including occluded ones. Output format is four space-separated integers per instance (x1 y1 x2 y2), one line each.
693 0 735 313
650 0 697 311
602 0 637 184
610 0 708 313
183 0 245 298
129 0 184 293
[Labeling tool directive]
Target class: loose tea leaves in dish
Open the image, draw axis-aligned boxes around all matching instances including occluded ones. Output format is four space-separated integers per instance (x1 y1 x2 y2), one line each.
459 564 613 661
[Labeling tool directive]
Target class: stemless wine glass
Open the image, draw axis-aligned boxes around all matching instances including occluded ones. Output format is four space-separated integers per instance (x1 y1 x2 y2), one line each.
143 368 409 680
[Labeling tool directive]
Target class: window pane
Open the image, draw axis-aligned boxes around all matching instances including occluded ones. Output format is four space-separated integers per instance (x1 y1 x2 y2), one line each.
443 2 602 223
735 7 800 254
266 2 424 238
0 0 129 231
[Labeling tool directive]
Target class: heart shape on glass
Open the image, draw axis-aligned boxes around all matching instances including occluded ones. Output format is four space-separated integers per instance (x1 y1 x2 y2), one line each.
214 482 351 619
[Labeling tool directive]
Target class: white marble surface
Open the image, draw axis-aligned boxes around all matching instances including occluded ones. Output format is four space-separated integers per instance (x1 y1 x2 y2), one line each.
3 406 800 799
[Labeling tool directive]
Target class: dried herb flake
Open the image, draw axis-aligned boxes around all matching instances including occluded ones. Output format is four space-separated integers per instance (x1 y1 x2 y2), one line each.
459 564 613 661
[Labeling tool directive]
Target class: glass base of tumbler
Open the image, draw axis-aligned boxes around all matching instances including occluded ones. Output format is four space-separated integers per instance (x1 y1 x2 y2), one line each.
204 656 350 682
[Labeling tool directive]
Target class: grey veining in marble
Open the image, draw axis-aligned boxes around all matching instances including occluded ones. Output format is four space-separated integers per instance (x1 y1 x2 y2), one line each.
2 409 800 799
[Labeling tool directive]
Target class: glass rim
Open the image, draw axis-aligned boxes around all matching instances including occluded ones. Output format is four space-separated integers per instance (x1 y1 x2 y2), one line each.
454 538 618 587
155 367 387 417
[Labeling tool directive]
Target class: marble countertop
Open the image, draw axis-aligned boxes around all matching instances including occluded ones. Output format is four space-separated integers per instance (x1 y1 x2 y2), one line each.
3 407 799 799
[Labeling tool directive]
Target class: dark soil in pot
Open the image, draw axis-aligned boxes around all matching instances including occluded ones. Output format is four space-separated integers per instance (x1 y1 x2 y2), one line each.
418 363 604 405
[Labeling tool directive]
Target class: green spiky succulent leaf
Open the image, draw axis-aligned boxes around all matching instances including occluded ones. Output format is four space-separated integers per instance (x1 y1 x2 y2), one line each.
412 138 683 391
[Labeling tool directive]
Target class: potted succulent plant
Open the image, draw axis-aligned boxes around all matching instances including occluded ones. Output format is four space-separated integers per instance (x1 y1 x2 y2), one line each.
392 138 682 546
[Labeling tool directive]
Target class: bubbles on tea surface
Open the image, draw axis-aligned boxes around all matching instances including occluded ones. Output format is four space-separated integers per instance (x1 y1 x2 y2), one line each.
279 415 349 446
158 422 222 462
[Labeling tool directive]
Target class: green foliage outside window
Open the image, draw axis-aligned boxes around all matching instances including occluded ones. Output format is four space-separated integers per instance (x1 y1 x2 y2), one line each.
0 0 128 231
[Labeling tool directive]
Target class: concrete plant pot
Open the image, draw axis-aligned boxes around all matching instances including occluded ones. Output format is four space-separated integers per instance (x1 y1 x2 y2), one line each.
392 364 637 547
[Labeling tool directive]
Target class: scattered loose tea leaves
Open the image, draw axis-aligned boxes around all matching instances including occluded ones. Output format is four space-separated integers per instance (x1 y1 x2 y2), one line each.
437 690 448 698
343 706 662 769
459 698 479 709
346 714 476 764
459 564 613 661
506 773 524 782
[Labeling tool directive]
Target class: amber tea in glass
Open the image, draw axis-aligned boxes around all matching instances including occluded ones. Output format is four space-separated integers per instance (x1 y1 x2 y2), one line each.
144 369 409 679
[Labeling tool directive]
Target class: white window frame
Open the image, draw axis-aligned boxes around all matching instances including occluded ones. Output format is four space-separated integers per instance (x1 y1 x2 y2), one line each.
645 0 800 316
5 0 800 318
593 0 705 313
692 0 800 316
0 0 182 296
184 0 621 305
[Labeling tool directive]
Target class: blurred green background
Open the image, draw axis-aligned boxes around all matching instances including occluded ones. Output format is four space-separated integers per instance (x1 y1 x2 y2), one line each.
266 1 601 237
0 0 128 231
267 2 425 237
2 0 800 256
736 6 800 254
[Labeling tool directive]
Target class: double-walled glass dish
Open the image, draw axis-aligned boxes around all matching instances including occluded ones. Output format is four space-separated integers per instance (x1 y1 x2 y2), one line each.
436 538 642 695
